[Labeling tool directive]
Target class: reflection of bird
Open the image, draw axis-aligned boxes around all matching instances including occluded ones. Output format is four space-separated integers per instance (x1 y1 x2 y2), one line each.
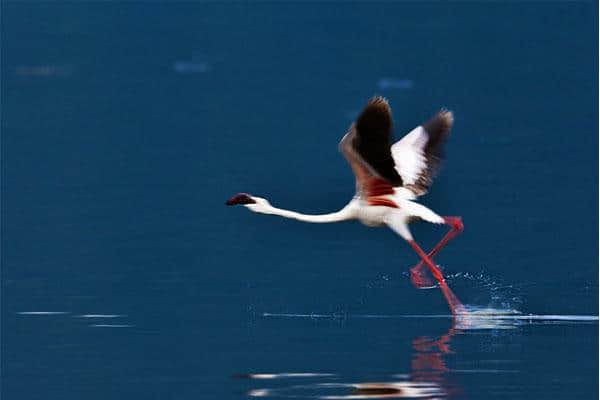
226 97 464 313
410 321 463 398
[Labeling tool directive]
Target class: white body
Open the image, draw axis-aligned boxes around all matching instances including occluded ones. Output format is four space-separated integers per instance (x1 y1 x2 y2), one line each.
248 190 444 241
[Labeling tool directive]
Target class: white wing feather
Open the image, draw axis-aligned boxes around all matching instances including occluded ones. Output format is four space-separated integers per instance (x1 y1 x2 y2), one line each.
390 126 429 186
397 199 444 224
384 200 444 241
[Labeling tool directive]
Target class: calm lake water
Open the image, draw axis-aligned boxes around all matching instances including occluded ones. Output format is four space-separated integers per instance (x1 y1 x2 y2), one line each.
2 2 598 399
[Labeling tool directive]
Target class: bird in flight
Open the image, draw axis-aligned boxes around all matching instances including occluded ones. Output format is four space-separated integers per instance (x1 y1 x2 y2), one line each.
226 97 465 314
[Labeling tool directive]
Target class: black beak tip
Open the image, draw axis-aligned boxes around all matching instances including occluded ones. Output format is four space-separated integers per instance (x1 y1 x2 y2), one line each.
226 193 255 206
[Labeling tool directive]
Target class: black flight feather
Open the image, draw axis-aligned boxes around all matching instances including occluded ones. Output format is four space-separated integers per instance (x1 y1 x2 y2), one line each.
404 109 453 196
353 97 403 186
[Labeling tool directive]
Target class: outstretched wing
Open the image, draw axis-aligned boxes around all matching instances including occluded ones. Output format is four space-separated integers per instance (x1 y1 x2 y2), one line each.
339 97 403 196
391 109 453 197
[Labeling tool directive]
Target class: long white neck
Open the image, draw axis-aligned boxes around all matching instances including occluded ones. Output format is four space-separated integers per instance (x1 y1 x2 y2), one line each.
252 200 357 223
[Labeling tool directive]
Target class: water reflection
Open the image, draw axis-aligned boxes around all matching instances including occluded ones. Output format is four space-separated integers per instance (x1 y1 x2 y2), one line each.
240 309 597 398
239 318 460 398
410 326 458 398
246 381 444 399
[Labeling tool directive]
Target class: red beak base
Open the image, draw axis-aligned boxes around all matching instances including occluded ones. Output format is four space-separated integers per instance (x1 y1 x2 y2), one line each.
225 193 256 206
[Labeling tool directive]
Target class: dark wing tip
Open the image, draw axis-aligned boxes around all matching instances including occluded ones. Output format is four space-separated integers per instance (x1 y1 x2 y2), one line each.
422 108 453 158
366 96 391 112
357 97 392 129
423 109 454 137
354 96 403 187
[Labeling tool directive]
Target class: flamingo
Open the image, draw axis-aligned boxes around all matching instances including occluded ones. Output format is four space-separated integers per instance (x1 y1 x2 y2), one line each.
226 97 465 314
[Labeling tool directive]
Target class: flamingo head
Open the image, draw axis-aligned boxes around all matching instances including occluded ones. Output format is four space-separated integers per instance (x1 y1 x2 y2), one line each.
225 193 256 206
226 193 272 214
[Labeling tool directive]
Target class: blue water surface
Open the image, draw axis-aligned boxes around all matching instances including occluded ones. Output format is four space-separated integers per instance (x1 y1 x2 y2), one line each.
2 2 598 399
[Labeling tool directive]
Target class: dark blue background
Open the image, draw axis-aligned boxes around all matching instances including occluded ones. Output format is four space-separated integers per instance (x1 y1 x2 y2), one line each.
2 2 598 399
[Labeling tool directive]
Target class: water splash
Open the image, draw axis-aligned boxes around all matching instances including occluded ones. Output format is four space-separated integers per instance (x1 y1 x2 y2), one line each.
261 311 598 328
435 269 525 311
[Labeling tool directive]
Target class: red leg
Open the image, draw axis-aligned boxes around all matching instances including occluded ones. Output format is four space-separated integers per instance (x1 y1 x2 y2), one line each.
407 239 465 315
410 217 464 289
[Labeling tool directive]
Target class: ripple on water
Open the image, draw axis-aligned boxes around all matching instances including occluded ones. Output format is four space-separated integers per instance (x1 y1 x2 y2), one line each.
17 311 69 315
247 381 444 399
234 372 337 380
89 324 134 328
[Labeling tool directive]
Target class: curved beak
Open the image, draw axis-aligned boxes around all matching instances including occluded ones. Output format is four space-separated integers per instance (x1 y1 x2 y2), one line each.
225 193 256 206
